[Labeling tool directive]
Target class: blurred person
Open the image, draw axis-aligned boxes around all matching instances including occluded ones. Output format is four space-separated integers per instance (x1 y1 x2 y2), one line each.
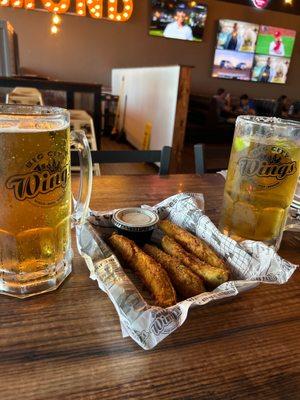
240 27 258 52
272 60 289 84
163 8 193 41
258 57 275 83
269 31 285 57
224 22 243 51
274 95 290 118
236 94 256 115
213 88 233 122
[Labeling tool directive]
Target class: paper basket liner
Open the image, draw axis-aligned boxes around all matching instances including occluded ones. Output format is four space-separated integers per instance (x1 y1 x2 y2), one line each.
76 193 298 350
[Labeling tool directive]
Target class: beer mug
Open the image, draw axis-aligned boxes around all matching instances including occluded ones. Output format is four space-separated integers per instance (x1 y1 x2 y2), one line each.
0 105 92 298
219 116 300 249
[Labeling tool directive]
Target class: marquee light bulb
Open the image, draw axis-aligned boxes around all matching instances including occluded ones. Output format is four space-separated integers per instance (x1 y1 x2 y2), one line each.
51 25 58 34
6 0 133 23
52 14 61 24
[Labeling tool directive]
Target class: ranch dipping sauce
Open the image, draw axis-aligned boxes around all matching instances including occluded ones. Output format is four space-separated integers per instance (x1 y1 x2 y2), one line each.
112 208 159 242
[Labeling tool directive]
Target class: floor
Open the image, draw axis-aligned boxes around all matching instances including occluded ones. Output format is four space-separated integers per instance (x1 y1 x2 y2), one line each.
99 136 231 175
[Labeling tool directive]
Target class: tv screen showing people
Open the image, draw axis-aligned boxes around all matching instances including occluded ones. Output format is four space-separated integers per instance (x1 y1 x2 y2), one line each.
251 55 290 84
217 20 259 53
256 26 296 58
149 1 208 42
212 19 296 84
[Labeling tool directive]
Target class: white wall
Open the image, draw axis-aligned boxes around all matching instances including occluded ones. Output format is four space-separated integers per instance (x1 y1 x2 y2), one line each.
112 66 180 150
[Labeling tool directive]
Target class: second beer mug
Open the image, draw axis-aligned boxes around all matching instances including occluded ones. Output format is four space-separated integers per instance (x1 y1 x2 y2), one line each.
219 116 300 249
0 105 92 298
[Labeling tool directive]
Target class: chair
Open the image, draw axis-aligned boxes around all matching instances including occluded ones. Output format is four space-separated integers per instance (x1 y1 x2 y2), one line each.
69 109 100 176
194 144 205 174
71 146 172 176
6 87 44 106
253 99 276 116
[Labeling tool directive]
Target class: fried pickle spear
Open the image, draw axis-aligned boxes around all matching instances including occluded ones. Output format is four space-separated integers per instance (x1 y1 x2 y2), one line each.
158 220 227 271
161 236 229 289
144 244 205 299
109 234 176 308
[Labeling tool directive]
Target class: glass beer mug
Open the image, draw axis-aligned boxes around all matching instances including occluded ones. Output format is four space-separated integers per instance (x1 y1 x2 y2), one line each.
219 116 300 249
0 105 92 298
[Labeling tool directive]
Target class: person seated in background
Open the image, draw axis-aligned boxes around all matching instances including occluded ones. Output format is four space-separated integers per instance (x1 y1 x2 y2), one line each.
290 101 300 118
236 94 256 116
274 95 290 118
213 88 233 123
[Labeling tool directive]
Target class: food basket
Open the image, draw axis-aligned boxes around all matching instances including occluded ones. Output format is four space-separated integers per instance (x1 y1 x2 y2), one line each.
76 193 297 350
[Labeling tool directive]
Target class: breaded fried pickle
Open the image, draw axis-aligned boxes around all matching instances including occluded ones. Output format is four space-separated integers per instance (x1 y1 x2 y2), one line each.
109 234 176 308
144 244 205 298
161 236 229 288
158 220 227 271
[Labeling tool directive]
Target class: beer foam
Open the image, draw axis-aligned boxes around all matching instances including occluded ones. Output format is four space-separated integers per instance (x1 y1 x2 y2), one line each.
0 119 69 133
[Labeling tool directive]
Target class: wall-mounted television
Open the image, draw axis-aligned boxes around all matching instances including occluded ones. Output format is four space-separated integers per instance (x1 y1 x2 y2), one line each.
212 19 296 84
212 49 253 81
149 1 208 42
216 20 259 53
251 55 290 84
256 25 296 58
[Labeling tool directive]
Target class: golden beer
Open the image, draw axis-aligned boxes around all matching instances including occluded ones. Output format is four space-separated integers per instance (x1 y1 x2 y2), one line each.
0 105 92 298
219 116 300 247
0 124 72 296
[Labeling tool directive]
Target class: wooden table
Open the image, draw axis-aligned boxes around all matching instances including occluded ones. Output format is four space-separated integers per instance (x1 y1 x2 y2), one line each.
0 175 299 400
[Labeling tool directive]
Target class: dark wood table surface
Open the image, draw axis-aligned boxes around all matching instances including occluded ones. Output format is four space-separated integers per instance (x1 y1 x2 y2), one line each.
0 174 299 400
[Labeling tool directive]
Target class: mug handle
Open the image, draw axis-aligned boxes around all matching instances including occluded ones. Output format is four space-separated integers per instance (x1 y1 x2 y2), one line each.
285 206 300 232
71 130 93 225
285 178 300 232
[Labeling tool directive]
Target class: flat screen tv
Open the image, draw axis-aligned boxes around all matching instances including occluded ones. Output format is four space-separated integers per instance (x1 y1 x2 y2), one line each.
149 1 208 42
256 25 296 58
212 19 296 84
216 19 259 53
212 49 254 81
251 55 290 84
